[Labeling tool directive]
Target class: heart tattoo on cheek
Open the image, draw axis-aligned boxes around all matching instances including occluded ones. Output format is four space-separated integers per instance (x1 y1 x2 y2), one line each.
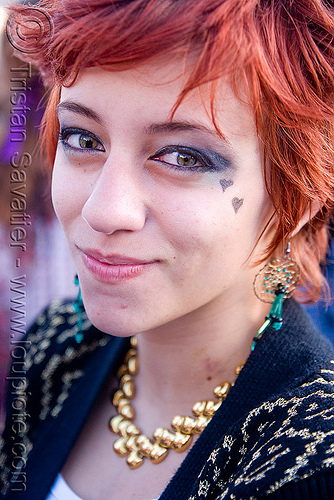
219 179 234 192
232 197 244 213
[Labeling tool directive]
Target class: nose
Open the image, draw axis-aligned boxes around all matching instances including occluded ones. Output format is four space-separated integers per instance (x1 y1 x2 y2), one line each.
81 157 147 234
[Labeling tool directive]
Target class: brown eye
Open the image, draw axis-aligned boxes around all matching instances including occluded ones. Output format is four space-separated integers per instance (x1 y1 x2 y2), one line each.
152 150 201 168
60 129 105 151
59 127 105 151
148 145 222 173
177 153 197 167
79 134 100 149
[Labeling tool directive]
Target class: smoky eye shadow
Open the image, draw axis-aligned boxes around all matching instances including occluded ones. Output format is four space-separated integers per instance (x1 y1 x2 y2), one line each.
199 148 233 171
150 145 233 173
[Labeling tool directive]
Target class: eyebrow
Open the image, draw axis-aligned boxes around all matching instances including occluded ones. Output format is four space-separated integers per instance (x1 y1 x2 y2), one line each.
56 101 102 124
56 101 232 148
147 122 232 147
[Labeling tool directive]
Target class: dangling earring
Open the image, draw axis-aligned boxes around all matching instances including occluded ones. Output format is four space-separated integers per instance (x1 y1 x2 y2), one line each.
73 274 85 344
251 241 300 350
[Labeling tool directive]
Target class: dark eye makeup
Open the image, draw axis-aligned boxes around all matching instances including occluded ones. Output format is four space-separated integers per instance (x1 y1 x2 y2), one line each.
59 128 231 174
149 146 231 173
59 127 105 152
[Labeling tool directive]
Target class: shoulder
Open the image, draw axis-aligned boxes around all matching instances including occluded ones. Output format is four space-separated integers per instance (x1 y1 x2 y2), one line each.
0 299 110 496
185 300 334 499
190 358 334 499
234 361 334 491
8 299 110 418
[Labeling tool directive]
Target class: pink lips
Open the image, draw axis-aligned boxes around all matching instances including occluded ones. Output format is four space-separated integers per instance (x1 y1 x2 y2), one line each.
79 248 156 283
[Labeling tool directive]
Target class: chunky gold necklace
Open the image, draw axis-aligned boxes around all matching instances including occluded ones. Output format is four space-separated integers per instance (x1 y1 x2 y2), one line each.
109 337 244 469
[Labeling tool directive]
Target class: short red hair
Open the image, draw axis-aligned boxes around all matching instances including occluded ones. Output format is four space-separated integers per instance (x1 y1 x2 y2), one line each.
8 0 334 301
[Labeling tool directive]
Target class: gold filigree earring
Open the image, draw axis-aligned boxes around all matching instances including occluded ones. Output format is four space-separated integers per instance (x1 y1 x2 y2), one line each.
252 242 300 350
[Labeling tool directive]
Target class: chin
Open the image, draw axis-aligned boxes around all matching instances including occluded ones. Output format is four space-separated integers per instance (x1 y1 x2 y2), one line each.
81 295 151 337
83 305 134 337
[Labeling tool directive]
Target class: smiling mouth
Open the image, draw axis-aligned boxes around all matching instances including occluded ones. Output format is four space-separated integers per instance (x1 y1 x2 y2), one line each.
79 248 158 283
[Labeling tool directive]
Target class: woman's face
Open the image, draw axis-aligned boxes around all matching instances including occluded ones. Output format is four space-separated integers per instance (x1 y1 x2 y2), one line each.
52 61 273 336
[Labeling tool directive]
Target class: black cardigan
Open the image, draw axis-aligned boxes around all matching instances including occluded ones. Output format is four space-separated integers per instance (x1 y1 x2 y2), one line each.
0 298 333 499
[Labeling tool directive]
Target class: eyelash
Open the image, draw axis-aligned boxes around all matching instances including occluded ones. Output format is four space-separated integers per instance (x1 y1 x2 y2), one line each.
59 127 105 152
148 146 218 173
59 128 224 174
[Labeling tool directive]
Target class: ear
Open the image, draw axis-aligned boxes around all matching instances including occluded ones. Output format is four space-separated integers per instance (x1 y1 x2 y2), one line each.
290 200 323 237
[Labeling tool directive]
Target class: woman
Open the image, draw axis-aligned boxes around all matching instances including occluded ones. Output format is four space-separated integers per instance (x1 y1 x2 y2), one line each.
1 0 334 498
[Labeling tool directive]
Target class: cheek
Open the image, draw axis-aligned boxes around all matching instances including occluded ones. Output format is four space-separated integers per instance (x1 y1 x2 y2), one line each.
51 155 86 226
51 169 72 226
164 179 269 269
157 186 233 259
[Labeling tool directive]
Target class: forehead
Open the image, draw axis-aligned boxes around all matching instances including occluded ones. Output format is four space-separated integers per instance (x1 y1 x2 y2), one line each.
60 59 255 130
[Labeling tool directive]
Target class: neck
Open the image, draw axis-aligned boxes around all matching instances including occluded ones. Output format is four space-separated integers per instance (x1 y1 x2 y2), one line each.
132 290 270 431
